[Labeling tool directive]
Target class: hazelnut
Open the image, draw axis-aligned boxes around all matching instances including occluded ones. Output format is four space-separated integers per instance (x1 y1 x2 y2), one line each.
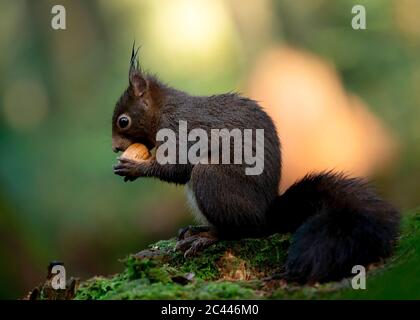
121 143 151 162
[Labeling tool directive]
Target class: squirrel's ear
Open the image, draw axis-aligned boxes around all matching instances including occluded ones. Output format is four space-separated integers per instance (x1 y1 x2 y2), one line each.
128 43 147 97
129 70 147 97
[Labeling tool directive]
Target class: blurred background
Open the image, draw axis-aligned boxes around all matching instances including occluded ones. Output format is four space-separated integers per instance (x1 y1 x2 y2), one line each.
0 0 419 299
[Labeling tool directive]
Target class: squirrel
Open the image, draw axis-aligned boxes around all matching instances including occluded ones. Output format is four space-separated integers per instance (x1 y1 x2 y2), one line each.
112 46 400 284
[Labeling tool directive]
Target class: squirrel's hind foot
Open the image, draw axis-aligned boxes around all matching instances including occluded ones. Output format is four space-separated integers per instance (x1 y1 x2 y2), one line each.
176 225 217 258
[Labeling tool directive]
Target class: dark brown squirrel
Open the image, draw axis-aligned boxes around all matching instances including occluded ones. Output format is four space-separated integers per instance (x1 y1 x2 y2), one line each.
112 45 400 284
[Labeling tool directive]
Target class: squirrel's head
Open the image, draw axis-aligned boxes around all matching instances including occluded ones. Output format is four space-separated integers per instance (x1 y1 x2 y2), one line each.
112 45 160 153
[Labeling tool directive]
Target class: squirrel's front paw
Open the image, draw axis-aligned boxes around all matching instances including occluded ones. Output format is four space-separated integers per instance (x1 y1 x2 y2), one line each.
113 158 142 182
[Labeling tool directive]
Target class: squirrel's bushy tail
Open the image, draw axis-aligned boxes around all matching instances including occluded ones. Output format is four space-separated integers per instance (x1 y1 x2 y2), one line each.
266 171 400 283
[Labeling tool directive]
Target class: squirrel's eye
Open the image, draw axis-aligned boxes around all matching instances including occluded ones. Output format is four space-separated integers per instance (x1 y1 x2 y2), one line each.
117 115 131 129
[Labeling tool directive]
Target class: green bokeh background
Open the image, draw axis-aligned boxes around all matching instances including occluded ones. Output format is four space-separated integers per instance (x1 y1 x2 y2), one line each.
0 0 419 299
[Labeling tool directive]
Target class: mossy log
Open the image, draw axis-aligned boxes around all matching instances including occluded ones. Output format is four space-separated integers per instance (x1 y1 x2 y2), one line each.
28 210 420 300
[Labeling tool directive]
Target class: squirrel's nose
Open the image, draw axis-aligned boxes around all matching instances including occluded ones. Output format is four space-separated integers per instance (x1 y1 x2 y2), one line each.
113 146 122 153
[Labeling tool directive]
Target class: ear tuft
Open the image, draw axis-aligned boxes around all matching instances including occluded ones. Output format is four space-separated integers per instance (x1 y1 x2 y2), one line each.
129 41 140 76
128 42 146 97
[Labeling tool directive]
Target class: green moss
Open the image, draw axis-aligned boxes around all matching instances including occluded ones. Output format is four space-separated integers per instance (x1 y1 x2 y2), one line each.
75 275 125 300
151 239 177 252
73 210 420 300
177 246 224 280
231 234 289 271
125 257 172 283
96 280 257 300
192 281 256 299
167 233 289 280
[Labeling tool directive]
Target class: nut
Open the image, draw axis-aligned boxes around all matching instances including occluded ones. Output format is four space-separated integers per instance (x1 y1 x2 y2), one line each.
121 143 151 162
